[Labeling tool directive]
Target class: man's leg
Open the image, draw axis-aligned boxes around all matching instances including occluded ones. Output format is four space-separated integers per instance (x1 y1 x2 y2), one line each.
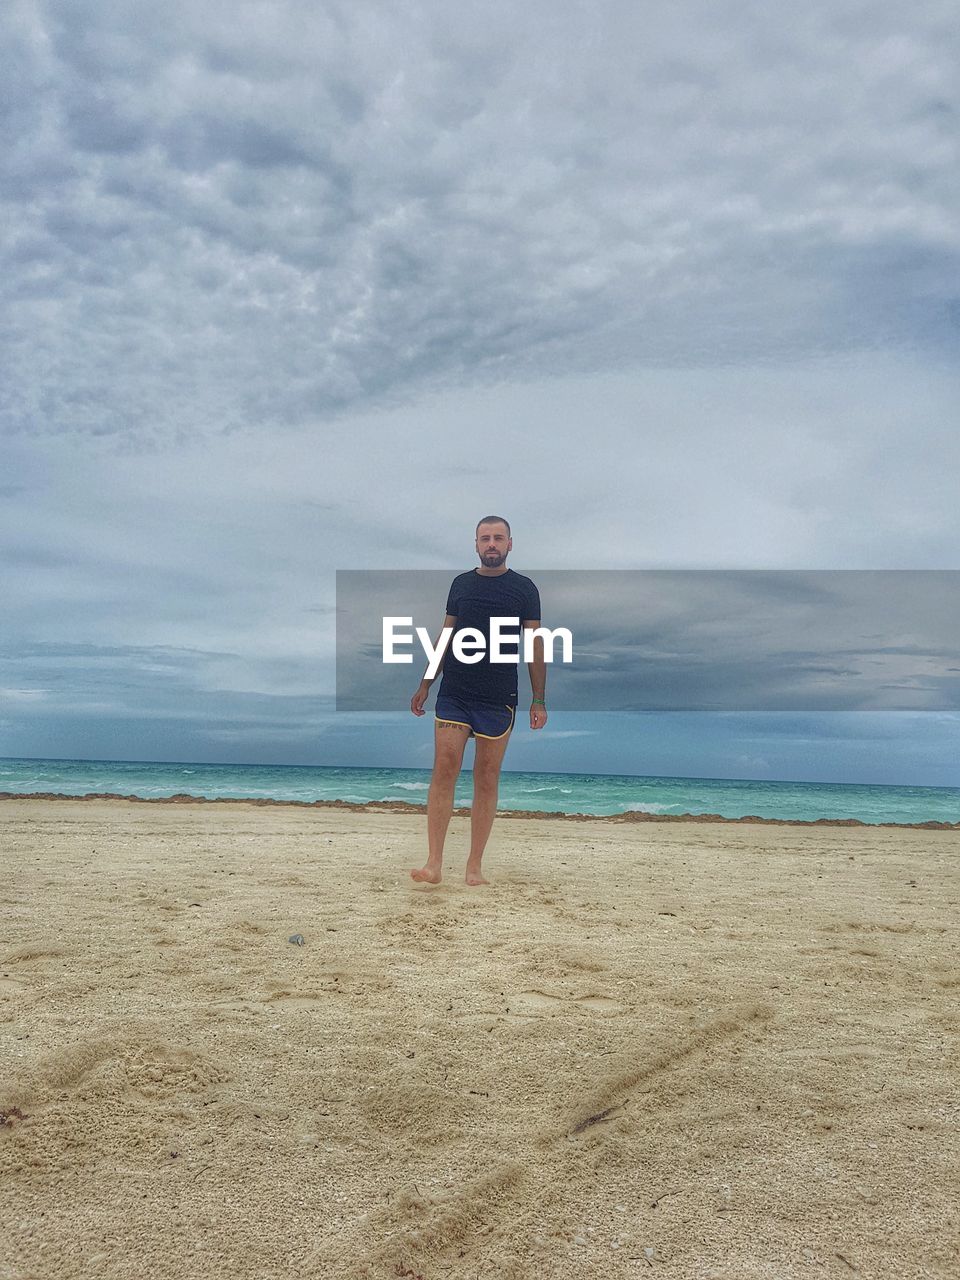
466 727 512 886
410 720 470 884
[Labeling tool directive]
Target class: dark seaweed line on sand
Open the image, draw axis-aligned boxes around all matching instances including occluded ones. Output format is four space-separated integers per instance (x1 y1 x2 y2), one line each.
0 791 957 830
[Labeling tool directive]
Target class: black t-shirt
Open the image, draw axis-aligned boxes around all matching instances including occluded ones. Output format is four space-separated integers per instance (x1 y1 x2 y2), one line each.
439 569 541 704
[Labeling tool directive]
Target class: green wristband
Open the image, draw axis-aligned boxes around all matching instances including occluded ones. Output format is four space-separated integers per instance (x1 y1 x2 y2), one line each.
532 698 546 705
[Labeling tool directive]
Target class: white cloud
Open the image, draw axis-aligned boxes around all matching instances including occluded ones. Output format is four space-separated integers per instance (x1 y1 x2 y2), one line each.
1 0 957 443
2 1 958 778
536 730 598 739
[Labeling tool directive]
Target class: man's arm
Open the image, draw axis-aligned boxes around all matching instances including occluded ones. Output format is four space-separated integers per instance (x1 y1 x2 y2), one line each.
410 614 457 716
523 619 548 730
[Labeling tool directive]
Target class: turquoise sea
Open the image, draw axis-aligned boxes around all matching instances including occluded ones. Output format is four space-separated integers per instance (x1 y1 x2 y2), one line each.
1 757 958 825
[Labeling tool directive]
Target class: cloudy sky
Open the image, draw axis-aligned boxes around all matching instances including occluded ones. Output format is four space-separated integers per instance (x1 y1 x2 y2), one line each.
2 0 958 785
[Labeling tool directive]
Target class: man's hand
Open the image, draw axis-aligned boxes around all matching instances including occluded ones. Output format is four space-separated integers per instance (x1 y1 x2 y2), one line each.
411 682 431 716
524 621 547 732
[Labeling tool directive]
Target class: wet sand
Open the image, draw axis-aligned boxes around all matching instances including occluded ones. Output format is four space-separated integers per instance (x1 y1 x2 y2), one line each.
1 797 958 1279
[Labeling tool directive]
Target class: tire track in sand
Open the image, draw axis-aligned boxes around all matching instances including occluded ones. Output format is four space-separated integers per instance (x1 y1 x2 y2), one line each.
302 1000 775 1279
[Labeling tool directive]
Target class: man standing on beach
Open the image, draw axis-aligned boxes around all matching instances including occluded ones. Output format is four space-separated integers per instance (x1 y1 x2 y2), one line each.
409 516 546 886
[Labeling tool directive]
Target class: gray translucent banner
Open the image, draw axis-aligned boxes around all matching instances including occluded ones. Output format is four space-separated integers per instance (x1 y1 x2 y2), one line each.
335 570 960 712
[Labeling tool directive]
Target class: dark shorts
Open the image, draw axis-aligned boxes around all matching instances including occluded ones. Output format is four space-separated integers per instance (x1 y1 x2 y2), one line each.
435 694 516 740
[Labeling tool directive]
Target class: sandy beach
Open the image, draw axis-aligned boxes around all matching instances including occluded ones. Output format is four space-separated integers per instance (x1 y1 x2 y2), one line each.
1 797 958 1280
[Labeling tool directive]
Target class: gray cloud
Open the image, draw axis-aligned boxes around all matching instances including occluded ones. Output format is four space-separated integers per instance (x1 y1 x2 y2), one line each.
0 639 334 736
2 0 958 442
2 1 959 782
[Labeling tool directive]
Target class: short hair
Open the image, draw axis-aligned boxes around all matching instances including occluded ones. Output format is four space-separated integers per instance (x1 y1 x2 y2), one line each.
476 515 511 537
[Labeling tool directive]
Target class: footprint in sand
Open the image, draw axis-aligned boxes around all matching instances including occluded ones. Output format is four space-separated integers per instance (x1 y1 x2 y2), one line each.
507 989 623 1017
210 971 392 1017
209 990 330 1014
3 945 67 965
264 991 328 1009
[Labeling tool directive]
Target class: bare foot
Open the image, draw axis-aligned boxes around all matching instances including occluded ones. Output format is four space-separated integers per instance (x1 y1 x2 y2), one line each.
465 866 489 886
410 865 442 884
